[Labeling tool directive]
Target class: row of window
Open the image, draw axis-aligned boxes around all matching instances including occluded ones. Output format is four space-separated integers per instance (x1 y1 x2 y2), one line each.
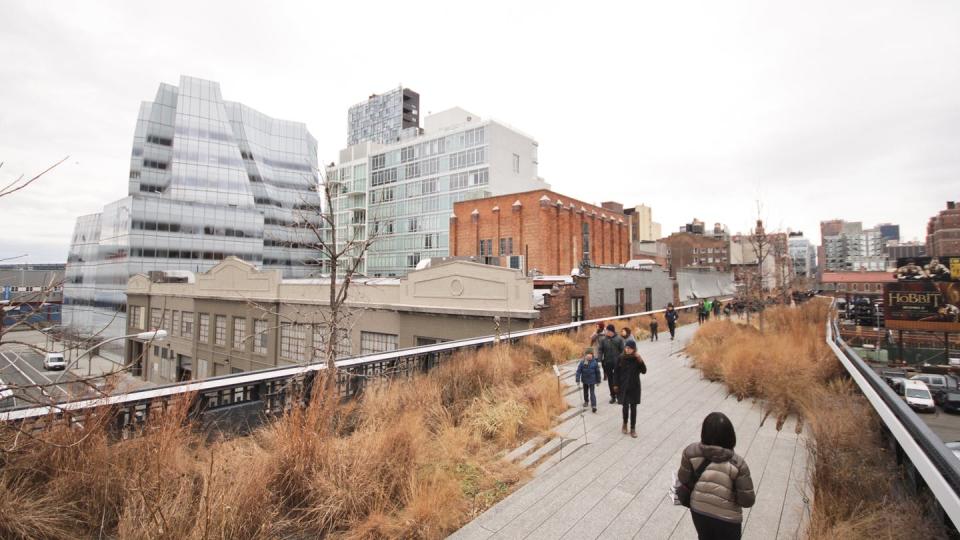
147 134 173 147
131 219 261 238
2 285 61 292
478 237 514 256
130 248 263 262
143 159 168 170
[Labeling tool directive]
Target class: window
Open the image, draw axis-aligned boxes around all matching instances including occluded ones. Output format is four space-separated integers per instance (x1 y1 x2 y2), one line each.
199 314 210 343
181 312 193 338
479 239 493 256
171 311 180 337
280 323 306 361
571 297 585 322
615 288 625 316
214 316 226 346
499 237 513 256
253 320 268 354
360 331 398 354
512 153 520 173
581 222 591 262
150 308 162 329
311 326 352 358
645 287 653 312
232 318 246 350
129 306 144 330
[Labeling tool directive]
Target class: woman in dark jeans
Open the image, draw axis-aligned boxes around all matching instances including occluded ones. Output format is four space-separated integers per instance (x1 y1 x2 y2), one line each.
677 412 755 539
612 339 645 438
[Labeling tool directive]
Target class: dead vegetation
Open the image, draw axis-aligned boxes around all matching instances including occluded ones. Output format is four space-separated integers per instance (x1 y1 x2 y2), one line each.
0 337 572 539
686 301 949 540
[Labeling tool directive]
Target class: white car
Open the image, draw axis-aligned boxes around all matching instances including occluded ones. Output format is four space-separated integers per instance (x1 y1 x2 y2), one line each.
902 379 935 413
42 352 67 371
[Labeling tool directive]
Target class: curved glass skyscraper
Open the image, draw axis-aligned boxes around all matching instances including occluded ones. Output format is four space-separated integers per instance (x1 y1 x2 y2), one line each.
63 76 321 358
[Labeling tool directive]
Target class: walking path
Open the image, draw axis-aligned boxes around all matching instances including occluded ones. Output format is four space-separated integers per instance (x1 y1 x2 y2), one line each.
451 323 811 539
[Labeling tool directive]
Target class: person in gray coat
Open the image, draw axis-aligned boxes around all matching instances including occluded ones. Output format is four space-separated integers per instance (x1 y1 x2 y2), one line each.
677 412 755 540
597 324 624 404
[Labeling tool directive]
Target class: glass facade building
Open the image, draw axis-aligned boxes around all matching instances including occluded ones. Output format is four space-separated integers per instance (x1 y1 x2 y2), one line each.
329 101 548 277
63 76 320 358
346 87 420 146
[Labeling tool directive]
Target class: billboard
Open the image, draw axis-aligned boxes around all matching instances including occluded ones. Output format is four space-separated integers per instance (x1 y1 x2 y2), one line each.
886 255 960 332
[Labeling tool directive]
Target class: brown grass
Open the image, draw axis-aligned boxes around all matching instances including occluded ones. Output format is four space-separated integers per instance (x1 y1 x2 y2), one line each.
0 337 573 539
686 301 949 539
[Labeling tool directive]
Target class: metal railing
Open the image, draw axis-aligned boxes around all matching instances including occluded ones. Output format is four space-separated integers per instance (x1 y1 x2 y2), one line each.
1 302 705 433
827 315 960 530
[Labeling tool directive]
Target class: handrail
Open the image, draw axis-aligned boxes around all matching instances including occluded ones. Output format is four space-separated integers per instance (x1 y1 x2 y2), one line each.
827 313 960 528
1 301 712 422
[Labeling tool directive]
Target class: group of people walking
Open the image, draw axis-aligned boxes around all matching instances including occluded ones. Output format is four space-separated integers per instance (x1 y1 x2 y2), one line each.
581 323 646 437
697 299 723 325
575 311 755 539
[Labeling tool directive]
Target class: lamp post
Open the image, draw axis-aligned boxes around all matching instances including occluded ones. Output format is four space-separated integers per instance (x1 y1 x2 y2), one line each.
55 329 167 382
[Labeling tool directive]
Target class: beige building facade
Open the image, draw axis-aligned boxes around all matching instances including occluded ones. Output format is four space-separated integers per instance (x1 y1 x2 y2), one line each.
125 257 538 384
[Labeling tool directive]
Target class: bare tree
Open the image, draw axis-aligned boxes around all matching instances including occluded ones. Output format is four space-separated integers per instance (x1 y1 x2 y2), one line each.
291 166 378 390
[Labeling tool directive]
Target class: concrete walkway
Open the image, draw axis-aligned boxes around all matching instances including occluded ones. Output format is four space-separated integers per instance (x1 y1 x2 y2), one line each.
451 323 811 539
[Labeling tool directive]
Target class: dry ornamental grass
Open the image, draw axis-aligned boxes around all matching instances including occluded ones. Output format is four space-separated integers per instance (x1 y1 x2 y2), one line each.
686 301 949 540
0 337 573 539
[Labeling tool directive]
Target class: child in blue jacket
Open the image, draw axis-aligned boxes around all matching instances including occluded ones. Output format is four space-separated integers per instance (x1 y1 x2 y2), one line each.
576 349 602 412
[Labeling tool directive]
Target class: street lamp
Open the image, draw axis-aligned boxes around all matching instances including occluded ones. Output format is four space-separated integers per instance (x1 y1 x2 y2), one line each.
55 329 168 382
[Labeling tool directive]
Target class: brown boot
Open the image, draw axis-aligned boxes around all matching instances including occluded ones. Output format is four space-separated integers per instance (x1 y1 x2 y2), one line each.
630 429 638 438
621 423 628 434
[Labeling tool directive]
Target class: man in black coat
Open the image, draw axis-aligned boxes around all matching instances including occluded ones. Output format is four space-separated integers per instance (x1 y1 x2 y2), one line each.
598 324 624 404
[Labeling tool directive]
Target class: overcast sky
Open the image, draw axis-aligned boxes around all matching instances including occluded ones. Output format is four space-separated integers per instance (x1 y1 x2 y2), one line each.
1 0 957 263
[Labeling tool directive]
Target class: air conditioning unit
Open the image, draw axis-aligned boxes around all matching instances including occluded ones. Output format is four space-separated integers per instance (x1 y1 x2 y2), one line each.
508 255 524 270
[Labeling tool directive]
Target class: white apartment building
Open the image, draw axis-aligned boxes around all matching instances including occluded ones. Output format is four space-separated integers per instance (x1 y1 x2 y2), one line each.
788 233 816 277
328 95 548 277
822 221 887 271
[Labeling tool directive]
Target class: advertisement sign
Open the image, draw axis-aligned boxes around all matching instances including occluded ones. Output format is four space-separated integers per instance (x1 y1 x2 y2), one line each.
886 255 960 331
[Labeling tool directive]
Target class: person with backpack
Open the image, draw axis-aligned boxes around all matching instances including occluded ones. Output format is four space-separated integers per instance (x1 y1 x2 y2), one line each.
612 339 646 438
676 412 755 540
598 324 624 404
665 303 679 340
575 349 601 413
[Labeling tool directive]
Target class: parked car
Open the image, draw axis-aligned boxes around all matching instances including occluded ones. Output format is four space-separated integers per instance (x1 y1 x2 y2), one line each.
945 442 960 462
902 380 936 413
42 352 66 371
911 374 957 405
942 392 960 414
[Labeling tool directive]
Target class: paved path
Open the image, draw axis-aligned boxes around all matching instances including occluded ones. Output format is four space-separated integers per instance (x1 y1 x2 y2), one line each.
451 323 811 539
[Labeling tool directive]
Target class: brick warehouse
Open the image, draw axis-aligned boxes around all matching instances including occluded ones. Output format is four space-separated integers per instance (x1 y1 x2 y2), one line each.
450 189 630 276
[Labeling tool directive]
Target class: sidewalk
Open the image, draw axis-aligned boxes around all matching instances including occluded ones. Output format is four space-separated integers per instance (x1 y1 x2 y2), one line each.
450 324 810 539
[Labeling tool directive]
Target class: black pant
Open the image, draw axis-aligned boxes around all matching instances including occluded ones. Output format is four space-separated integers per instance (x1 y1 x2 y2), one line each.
668 322 676 338
621 401 637 429
602 363 616 398
691 510 741 540
650 327 658 341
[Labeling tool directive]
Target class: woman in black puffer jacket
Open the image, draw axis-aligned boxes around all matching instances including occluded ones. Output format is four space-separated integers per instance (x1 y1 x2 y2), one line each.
612 338 645 438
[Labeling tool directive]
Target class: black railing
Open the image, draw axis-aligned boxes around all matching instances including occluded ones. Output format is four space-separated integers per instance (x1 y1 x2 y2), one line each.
1 303 705 433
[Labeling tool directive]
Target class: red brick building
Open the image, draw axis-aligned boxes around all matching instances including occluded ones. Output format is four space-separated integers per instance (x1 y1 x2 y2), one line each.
927 201 960 257
818 271 895 298
660 232 729 278
450 189 630 275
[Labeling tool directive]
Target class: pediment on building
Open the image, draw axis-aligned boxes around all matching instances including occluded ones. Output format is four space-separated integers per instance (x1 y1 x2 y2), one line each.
127 274 151 293
411 274 508 301
197 257 276 294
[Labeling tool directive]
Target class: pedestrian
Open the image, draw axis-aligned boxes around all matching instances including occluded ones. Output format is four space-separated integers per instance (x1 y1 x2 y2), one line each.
598 324 624 404
612 338 646 438
723 303 732 319
590 321 605 354
649 316 659 341
703 299 713 321
620 326 632 341
665 303 678 340
698 301 706 325
712 300 721 319
677 412 755 540
575 349 601 413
